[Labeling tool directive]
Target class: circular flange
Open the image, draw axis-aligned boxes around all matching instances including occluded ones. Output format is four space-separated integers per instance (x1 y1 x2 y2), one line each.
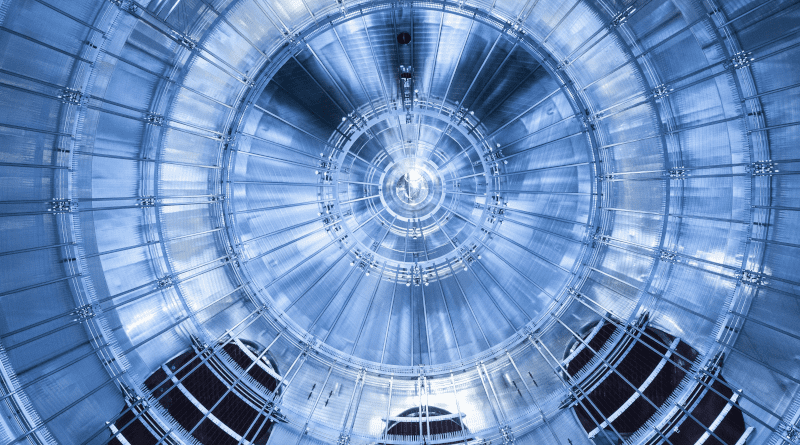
379 158 445 221
220 0 602 371
330 110 493 271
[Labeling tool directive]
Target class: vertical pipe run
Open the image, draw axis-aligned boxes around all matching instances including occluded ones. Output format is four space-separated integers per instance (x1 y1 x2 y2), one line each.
417 375 424 440
425 376 431 442
346 371 366 438
481 363 508 424
475 364 502 426
449 373 470 445
382 376 394 440
339 370 363 434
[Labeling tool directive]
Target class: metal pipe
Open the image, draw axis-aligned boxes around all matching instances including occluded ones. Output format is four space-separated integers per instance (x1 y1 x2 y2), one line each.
448 373 470 445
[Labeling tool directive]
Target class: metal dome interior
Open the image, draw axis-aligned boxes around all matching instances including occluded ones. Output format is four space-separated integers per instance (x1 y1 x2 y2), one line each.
0 0 798 444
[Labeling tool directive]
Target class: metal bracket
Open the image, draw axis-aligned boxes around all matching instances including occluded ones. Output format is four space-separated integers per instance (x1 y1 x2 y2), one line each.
609 5 636 28
136 196 157 207
157 276 173 289
72 303 96 322
653 84 672 100
110 0 138 13
747 160 778 176
666 166 689 179
335 0 347 15
559 392 577 409
729 51 754 69
58 88 88 106
226 253 240 267
500 425 515 444
283 30 300 46
592 234 610 248
582 112 597 131
171 31 197 50
783 422 799 442
145 113 164 126
659 250 679 263
223 135 236 151
347 111 366 130
48 199 76 213
735 270 766 286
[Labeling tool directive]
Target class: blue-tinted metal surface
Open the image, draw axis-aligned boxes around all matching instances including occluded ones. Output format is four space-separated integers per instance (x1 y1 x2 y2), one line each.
0 0 798 444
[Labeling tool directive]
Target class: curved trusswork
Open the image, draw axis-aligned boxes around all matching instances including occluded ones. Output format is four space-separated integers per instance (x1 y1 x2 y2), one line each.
560 320 751 444
0 0 798 444
105 337 282 445
382 406 467 444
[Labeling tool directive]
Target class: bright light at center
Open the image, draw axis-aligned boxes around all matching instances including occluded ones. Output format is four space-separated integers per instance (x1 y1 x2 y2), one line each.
396 169 429 205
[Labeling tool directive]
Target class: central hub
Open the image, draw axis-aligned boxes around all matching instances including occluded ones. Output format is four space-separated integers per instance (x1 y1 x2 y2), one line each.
395 170 429 205
379 158 444 221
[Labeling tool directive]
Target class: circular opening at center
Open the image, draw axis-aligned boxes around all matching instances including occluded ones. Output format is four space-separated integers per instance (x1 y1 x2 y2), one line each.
395 169 429 205
379 159 444 220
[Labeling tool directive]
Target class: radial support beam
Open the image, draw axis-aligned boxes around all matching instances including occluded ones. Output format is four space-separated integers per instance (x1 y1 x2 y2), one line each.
361 15 392 112
475 238 561 295
445 261 492 345
246 225 332 263
233 199 325 216
419 271 433 364
435 220 522 329
318 267 366 339
242 216 326 245
351 263 388 353
345 369 367 440
379 271 401 364
448 374 470 445
381 376 394 440
432 266 463 360
284 250 353 312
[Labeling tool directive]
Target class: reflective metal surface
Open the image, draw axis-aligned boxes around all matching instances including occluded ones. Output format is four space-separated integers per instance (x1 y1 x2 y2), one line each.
0 0 798 443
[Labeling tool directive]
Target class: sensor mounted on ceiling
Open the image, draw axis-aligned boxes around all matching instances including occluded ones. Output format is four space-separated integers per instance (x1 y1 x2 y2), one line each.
397 31 411 45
